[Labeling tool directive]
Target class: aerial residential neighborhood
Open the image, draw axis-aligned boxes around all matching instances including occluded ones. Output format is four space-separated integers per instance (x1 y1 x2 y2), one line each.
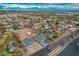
0 11 79 56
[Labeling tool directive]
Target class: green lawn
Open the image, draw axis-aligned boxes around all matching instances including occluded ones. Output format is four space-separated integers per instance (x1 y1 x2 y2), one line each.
0 35 12 55
0 35 22 56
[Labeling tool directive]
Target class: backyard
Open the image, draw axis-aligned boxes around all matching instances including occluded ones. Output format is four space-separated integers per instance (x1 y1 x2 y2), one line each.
0 33 22 56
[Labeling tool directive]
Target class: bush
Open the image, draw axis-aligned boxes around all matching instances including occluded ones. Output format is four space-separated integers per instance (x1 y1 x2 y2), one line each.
49 33 58 41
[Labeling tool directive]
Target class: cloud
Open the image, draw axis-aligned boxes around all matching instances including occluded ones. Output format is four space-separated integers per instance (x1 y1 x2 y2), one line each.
0 3 79 11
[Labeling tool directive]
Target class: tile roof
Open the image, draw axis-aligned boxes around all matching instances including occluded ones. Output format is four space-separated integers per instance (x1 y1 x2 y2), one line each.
13 28 37 41
13 28 48 55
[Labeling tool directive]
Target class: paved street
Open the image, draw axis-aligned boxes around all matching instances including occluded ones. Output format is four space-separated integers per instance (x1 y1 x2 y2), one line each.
58 37 79 56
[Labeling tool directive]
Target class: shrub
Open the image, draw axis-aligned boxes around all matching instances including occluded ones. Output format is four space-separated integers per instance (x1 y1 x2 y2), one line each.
49 33 58 41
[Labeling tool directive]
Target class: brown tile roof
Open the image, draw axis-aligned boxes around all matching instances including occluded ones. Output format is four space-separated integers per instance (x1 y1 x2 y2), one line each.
13 28 37 41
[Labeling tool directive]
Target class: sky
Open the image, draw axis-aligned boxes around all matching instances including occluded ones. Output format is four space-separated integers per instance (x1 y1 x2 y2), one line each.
0 3 79 12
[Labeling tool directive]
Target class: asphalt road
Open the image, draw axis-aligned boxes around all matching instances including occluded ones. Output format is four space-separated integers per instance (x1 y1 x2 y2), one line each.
58 37 79 56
